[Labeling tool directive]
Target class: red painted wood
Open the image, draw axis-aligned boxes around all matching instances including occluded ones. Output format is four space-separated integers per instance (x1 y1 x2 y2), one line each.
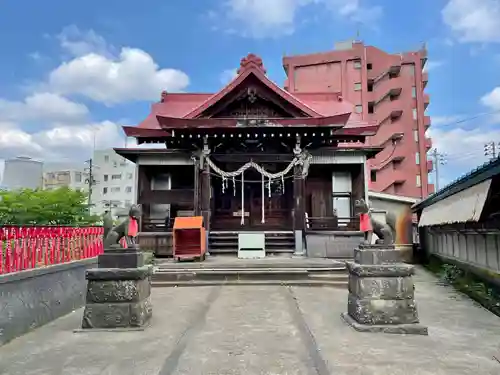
0 226 104 275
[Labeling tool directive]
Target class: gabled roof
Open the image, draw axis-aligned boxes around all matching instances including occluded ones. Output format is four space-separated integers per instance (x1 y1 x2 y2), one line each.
130 54 379 139
184 54 320 118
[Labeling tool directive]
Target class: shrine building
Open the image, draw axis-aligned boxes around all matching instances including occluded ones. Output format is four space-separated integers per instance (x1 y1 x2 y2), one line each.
115 54 383 257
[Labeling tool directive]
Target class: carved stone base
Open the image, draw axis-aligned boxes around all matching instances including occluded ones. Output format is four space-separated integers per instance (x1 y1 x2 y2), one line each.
341 312 428 335
354 245 401 265
341 246 428 335
81 266 153 330
98 249 144 269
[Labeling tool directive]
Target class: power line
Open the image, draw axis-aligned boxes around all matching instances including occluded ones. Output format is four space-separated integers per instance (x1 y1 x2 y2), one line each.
432 109 500 128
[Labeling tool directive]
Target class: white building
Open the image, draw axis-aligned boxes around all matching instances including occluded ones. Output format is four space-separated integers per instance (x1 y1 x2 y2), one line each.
2 156 43 190
43 162 88 191
91 149 137 216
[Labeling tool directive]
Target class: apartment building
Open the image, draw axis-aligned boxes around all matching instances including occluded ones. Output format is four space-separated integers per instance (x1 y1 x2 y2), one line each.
283 40 433 198
43 162 88 191
90 149 137 215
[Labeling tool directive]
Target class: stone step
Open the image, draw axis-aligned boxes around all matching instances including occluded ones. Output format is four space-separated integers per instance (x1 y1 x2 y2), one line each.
153 268 347 282
152 279 347 288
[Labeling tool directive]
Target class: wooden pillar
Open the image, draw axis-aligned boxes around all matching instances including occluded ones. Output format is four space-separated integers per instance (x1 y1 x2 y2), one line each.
193 157 200 216
201 160 211 231
293 164 305 231
137 165 151 231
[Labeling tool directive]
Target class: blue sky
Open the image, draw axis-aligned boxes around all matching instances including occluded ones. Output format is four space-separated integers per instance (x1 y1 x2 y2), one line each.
0 0 500 188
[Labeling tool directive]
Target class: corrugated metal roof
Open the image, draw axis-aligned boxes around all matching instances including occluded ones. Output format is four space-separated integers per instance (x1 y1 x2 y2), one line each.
413 155 500 211
418 178 492 227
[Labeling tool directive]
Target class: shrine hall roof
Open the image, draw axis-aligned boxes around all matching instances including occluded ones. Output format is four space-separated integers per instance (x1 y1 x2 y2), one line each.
128 54 376 136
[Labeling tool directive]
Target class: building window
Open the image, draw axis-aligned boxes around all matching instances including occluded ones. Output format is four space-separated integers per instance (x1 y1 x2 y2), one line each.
353 60 362 69
367 81 374 92
113 161 118 167
125 200 131 207
367 63 373 70
127 173 133 180
111 174 121 180
370 170 377 182
416 174 421 187
412 86 417 98
75 172 82 182
354 82 362 91
104 174 108 182
412 108 418 120
104 155 109 162
103 187 108 194
413 130 419 143
368 102 374 114
355 105 363 113
416 152 420 165
125 186 132 193
111 187 120 193
409 64 415 75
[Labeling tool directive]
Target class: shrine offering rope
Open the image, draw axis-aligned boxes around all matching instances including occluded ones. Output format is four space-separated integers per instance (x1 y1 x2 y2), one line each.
205 156 303 225
205 157 298 179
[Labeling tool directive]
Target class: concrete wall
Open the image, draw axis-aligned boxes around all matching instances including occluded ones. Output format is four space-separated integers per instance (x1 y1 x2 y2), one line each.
369 196 411 217
0 258 97 346
306 232 364 258
423 229 500 280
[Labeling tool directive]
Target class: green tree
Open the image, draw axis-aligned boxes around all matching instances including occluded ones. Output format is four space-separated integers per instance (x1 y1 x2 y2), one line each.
0 188 100 226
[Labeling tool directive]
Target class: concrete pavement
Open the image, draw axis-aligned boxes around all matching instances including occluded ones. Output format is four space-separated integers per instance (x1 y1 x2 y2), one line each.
1 268 499 375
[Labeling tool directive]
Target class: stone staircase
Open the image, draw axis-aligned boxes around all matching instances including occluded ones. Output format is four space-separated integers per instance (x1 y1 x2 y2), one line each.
208 231 295 256
151 257 348 287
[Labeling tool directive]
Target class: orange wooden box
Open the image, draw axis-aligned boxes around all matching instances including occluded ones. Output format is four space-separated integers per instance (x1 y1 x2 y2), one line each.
172 216 207 261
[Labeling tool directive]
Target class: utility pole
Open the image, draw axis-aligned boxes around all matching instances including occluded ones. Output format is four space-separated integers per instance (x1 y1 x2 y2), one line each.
484 141 499 160
430 148 446 191
84 158 96 214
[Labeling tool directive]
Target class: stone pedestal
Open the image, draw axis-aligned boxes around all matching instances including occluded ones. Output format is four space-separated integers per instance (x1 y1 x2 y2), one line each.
80 246 152 331
341 245 428 335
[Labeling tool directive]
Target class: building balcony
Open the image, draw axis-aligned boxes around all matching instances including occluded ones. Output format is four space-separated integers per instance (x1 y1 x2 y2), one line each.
379 169 407 193
423 93 430 110
422 71 428 88
388 63 402 77
368 62 402 83
427 159 433 172
423 115 431 131
425 137 432 150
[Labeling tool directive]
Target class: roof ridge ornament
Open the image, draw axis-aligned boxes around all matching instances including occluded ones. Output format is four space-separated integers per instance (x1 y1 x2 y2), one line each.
237 53 267 74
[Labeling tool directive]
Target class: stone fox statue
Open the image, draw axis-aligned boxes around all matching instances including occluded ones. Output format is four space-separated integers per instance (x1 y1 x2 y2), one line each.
354 199 396 246
103 205 142 250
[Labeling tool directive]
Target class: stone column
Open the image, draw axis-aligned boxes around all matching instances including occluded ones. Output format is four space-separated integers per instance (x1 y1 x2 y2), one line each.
80 245 153 330
341 244 428 335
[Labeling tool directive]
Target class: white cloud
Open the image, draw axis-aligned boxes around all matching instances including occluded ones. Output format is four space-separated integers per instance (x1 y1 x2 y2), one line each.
220 68 238 84
217 0 382 38
0 121 126 161
442 0 500 43
57 25 114 57
47 48 190 105
428 124 500 183
480 87 500 122
0 93 88 123
423 60 445 72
